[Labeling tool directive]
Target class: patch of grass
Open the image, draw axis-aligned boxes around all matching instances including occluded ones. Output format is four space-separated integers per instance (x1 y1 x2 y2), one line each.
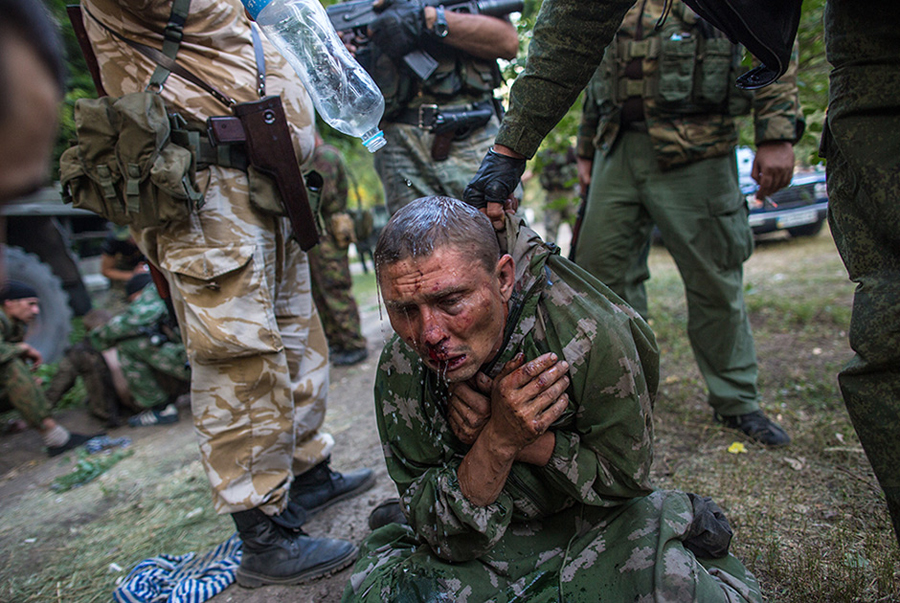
645 233 900 602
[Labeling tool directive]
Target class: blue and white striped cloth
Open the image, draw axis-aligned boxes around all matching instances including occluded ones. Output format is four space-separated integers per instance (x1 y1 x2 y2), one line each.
113 534 242 603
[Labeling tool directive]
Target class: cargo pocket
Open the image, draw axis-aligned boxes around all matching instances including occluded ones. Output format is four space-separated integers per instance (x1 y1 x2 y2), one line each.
160 244 283 361
697 196 754 272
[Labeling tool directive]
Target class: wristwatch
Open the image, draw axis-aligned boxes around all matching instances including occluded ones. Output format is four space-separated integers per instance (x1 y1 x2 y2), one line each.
432 6 449 38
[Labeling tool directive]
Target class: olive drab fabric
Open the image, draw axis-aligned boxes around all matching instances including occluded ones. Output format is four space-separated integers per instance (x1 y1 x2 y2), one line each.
344 217 762 602
823 0 900 543
60 92 203 229
81 0 330 517
576 0 803 171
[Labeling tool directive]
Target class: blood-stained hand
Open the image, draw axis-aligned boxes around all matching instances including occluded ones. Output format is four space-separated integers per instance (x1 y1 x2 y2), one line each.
448 372 493 445
485 352 570 453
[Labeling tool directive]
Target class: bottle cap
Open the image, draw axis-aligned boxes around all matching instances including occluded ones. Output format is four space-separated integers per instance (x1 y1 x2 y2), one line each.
362 130 386 153
242 0 273 21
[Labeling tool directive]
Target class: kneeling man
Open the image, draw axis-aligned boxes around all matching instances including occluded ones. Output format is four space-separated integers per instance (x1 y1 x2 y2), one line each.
345 197 761 602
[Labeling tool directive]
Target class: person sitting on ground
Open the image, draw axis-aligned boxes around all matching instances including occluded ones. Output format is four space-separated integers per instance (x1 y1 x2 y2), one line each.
0 281 99 456
87 273 191 427
344 197 762 602
99 226 147 312
44 307 133 426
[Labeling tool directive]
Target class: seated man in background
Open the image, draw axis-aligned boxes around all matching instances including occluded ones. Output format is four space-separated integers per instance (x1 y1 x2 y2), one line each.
46 274 191 427
344 197 761 602
89 273 190 427
0 282 97 456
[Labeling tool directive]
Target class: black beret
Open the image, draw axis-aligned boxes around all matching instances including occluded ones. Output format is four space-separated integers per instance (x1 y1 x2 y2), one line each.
0 281 38 302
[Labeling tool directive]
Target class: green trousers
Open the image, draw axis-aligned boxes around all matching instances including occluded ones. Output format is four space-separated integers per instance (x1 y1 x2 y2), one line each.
824 0 900 542
574 132 759 416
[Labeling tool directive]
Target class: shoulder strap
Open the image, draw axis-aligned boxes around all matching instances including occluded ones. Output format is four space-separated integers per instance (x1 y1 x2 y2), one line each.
66 5 107 97
148 0 191 91
79 3 236 108
250 23 266 97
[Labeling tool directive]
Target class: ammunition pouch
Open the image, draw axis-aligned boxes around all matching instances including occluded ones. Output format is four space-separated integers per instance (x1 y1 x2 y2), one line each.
60 92 204 230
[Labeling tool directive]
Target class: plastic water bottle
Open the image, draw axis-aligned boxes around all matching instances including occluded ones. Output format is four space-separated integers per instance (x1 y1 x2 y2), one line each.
244 0 387 152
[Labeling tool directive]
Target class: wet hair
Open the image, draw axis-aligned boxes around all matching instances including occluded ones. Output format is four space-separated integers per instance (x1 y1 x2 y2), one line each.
0 0 66 118
374 197 501 278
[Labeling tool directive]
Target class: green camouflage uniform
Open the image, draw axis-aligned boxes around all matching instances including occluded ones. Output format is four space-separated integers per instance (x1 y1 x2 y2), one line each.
361 3 505 214
822 0 900 541
344 218 762 602
570 0 803 416
0 312 51 429
307 144 366 354
88 287 190 410
82 0 333 516
45 338 124 423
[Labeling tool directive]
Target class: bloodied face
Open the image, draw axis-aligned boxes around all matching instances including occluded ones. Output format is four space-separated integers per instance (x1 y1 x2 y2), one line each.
380 245 516 382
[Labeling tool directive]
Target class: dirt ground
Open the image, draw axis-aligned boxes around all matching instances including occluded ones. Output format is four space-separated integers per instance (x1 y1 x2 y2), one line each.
0 294 395 603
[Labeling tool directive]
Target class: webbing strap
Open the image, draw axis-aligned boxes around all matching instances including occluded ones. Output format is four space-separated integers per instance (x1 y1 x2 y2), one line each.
148 0 192 91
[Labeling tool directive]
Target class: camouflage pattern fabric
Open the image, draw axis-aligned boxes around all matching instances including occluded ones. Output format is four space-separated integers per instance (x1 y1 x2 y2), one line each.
307 144 366 353
575 0 803 171
82 0 332 516
45 340 125 423
823 0 900 541
0 312 51 428
89 287 190 410
495 0 635 157
345 218 762 602
376 115 500 215
537 147 580 242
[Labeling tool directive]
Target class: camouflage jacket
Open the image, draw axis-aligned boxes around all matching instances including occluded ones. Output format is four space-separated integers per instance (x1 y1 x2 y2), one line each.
0 312 27 364
375 217 659 562
310 144 349 220
90 287 172 351
576 0 804 170
81 0 315 166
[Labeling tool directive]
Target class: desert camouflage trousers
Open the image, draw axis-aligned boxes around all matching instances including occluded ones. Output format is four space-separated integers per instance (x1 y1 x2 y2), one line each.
133 165 334 516
824 0 900 542
375 113 500 215
308 236 366 352
344 490 761 603
0 357 51 429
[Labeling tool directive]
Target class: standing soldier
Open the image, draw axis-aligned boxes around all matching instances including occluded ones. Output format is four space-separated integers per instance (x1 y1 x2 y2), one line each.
308 134 368 367
535 146 579 244
570 0 803 446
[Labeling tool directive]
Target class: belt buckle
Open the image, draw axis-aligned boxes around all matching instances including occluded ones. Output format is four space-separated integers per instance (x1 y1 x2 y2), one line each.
418 104 439 131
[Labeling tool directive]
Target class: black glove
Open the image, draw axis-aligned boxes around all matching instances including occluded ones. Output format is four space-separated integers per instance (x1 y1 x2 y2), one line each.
683 493 733 559
463 149 527 209
368 0 426 63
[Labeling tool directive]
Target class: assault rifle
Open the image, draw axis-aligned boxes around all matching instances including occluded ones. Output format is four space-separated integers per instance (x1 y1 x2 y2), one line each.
327 0 523 79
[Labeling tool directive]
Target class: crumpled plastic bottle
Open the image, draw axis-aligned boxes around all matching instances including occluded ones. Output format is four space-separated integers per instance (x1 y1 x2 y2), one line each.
243 0 387 152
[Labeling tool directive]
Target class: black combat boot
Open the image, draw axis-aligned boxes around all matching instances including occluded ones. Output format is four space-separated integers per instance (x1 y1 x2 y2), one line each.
231 507 357 588
290 457 375 515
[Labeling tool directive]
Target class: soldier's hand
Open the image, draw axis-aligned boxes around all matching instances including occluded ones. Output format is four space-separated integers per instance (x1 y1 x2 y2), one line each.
448 372 493 445
752 140 794 199
464 147 526 231
368 0 426 62
18 343 42 369
485 352 569 453
576 156 593 192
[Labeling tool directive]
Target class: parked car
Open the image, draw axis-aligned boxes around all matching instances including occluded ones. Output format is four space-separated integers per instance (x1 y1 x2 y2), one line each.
737 146 829 239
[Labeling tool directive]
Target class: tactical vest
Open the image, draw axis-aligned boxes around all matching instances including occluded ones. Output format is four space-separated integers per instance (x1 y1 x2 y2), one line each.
591 3 753 117
357 6 502 120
